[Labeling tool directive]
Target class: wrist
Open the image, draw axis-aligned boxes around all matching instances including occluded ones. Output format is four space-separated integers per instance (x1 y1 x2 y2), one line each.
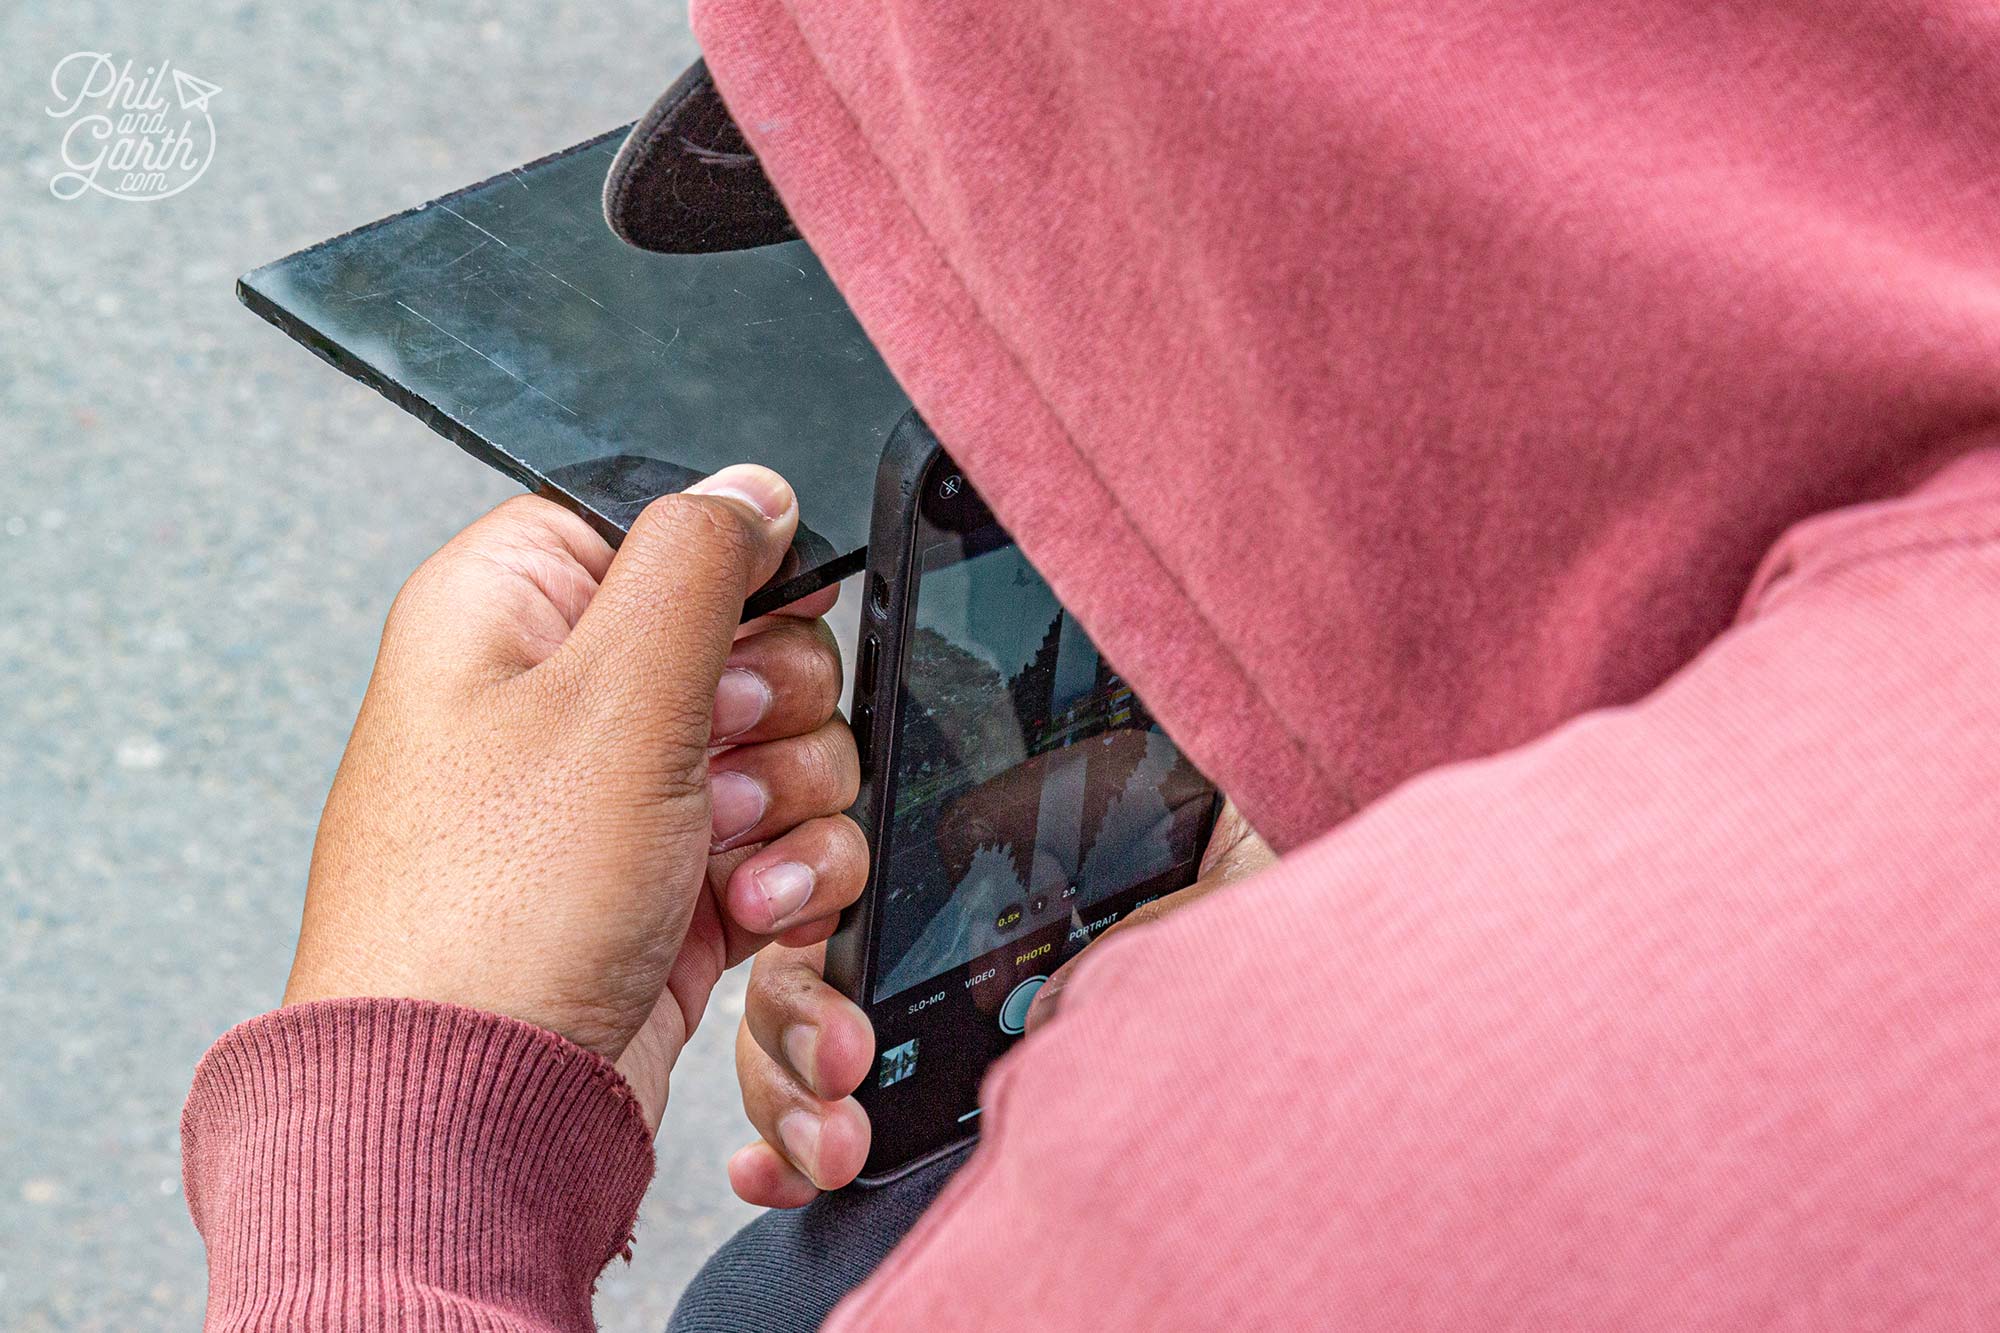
184 997 656 1325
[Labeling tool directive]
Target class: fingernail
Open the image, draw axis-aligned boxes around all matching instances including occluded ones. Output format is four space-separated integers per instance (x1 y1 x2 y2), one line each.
1026 977 1064 1030
687 464 794 520
755 861 816 929
777 1110 822 1181
782 1024 820 1091
712 668 772 741
710 770 768 847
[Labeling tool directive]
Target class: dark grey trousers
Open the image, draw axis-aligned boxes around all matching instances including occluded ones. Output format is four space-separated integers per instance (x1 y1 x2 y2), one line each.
666 1146 972 1333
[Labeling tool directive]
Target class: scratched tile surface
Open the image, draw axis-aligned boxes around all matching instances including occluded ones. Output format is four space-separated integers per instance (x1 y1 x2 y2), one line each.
240 131 910 610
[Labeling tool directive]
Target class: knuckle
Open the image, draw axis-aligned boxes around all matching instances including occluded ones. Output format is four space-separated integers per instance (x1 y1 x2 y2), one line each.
493 493 559 521
735 1030 767 1111
390 545 507 634
814 722 862 805
460 496 580 563
608 745 711 833
817 816 870 894
745 986 781 1034
506 497 608 563
792 620 845 703
388 549 454 622
767 621 842 702
747 953 793 1012
778 740 846 813
490 493 567 537
813 646 845 717
823 811 867 858
754 957 821 1019
739 620 844 725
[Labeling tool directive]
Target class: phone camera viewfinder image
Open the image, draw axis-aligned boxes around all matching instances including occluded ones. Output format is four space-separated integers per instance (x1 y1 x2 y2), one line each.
847 447 1216 1180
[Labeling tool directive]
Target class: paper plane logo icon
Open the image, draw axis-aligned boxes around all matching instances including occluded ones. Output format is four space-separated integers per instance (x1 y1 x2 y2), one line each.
172 69 221 113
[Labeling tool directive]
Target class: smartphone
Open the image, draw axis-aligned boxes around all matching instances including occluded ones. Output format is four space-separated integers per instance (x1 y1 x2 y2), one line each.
826 416 1218 1183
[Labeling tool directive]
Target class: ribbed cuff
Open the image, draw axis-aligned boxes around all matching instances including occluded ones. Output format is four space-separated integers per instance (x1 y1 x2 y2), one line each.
182 998 655 1332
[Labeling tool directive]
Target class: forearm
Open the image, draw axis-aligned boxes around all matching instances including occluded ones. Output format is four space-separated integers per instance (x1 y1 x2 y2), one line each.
183 998 655 1333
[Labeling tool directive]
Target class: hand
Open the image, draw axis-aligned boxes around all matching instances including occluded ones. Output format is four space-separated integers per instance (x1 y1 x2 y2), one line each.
1023 797 1274 1026
283 466 869 1132
727 797 1274 1206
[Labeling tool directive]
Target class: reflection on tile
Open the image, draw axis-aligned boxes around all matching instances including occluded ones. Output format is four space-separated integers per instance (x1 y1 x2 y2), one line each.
240 129 910 614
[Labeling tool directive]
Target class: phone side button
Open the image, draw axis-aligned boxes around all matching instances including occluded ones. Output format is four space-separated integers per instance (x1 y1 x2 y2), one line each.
851 699 872 767
998 975 1048 1035
856 634 879 697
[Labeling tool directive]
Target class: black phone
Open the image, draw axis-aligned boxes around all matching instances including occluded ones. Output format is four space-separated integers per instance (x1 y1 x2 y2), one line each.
826 416 1218 1183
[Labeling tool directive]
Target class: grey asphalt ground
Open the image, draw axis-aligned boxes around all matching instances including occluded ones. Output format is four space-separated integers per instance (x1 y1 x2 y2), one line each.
0 4 839 1327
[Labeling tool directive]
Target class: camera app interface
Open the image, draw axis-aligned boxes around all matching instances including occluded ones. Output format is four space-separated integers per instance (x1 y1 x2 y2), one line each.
871 505 1211 1004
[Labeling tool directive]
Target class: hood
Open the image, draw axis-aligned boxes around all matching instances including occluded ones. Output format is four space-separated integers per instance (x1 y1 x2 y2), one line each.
662 0 2000 849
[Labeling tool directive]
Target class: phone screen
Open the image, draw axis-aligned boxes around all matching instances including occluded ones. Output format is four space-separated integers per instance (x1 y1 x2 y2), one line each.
855 460 1213 1175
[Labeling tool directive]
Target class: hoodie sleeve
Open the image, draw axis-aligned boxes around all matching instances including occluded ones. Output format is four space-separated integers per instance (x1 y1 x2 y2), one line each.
826 455 2000 1330
181 998 654 1332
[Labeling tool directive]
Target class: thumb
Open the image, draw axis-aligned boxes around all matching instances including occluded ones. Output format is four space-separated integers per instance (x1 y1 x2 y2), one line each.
558 464 799 757
1024 804 1273 1033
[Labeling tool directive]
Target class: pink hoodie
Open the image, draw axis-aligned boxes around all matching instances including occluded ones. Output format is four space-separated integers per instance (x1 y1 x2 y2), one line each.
185 0 2000 1327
